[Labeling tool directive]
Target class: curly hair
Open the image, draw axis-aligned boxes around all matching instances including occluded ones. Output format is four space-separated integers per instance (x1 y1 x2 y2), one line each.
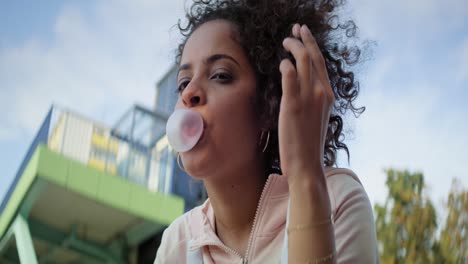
176 0 365 173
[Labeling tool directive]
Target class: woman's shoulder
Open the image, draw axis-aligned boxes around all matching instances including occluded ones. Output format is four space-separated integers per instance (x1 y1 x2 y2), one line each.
324 167 373 219
325 167 361 184
154 201 208 263
324 167 366 201
162 200 209 241
324 167 379 262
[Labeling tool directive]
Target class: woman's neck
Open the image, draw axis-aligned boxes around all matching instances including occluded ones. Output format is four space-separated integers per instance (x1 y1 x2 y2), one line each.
204 162 266 256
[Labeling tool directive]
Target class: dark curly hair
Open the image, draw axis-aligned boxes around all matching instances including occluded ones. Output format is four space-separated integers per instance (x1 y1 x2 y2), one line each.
176 0 365 173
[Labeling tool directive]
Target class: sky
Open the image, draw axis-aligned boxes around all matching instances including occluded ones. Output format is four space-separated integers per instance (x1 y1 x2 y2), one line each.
1 0 467 219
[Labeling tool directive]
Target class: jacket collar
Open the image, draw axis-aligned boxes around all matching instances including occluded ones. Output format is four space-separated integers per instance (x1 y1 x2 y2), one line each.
187 167 355 250
188 173 289 250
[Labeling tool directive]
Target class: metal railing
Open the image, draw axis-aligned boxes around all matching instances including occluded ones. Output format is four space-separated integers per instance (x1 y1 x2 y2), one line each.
8 105 174 196
46 105 173 193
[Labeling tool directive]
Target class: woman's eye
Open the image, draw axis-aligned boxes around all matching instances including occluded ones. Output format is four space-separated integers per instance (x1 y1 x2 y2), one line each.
211 72 233 83
177 80 190 93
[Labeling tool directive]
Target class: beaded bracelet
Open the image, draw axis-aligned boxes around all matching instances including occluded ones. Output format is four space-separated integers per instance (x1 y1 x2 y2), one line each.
286 214 334 235
306 251 335 264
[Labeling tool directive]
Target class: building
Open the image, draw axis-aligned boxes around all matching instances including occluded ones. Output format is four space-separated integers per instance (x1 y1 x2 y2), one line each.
0 65 205 263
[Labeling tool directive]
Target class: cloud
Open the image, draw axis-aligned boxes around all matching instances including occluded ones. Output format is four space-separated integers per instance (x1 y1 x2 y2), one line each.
0 0 185 141
349 73 468 205
455 37 468 85
0 128 15 142
348 97 462 208
351 0 467 41
340 0 468 207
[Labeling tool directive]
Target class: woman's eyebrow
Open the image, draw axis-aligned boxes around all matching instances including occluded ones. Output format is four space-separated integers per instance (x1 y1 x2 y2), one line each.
178 53 240 76
177 64 191 77
205 53 240 67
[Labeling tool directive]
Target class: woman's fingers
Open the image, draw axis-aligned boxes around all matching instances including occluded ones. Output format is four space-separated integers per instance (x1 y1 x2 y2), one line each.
285 23 334 153
279 58 299 99
284 24 333 100
292 23 301 38
298 25 334 100
299 25 326 74
282 37 312 93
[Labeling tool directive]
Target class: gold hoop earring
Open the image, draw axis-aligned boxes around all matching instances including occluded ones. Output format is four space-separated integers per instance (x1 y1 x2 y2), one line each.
260 130 270 153
177 153 186 173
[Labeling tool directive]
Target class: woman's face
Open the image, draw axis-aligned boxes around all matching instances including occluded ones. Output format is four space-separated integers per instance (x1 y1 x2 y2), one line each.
176 19 260 179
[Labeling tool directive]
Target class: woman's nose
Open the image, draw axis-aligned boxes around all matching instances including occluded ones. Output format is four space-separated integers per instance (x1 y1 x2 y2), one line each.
181 80 206 107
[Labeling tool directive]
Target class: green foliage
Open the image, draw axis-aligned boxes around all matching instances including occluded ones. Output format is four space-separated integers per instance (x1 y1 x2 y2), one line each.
439 179 468 263
375 170 468 263
375 169 439 263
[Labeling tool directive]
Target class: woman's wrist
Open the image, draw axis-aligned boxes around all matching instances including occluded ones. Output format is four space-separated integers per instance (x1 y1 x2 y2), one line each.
287 166 336 263
288 169 332 223
288 166 328 196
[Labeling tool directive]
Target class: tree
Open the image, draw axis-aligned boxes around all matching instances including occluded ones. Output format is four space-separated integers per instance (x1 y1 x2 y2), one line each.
374 169 439 263
439 178 468 263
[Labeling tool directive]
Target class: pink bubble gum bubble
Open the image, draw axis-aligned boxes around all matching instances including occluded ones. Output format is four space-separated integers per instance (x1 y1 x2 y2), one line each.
166 109 204 152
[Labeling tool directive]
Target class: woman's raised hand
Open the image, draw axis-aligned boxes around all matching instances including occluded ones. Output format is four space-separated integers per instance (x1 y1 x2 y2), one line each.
278 23 335 185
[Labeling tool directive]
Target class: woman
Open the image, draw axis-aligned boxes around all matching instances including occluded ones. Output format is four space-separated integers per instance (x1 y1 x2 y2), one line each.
155 0 378 263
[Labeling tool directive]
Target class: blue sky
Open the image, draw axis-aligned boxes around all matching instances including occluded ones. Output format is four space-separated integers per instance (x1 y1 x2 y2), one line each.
1 0 467 217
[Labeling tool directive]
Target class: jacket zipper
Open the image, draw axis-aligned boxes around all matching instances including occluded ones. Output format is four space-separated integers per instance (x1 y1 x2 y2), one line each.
242 175 274 264
205 241 244 259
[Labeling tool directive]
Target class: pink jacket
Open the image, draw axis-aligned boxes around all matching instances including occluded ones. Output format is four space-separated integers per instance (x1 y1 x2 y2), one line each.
154 168 379 263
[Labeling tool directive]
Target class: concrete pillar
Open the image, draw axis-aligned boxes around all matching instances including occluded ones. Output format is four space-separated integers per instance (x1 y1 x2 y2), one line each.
13 216 38 264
